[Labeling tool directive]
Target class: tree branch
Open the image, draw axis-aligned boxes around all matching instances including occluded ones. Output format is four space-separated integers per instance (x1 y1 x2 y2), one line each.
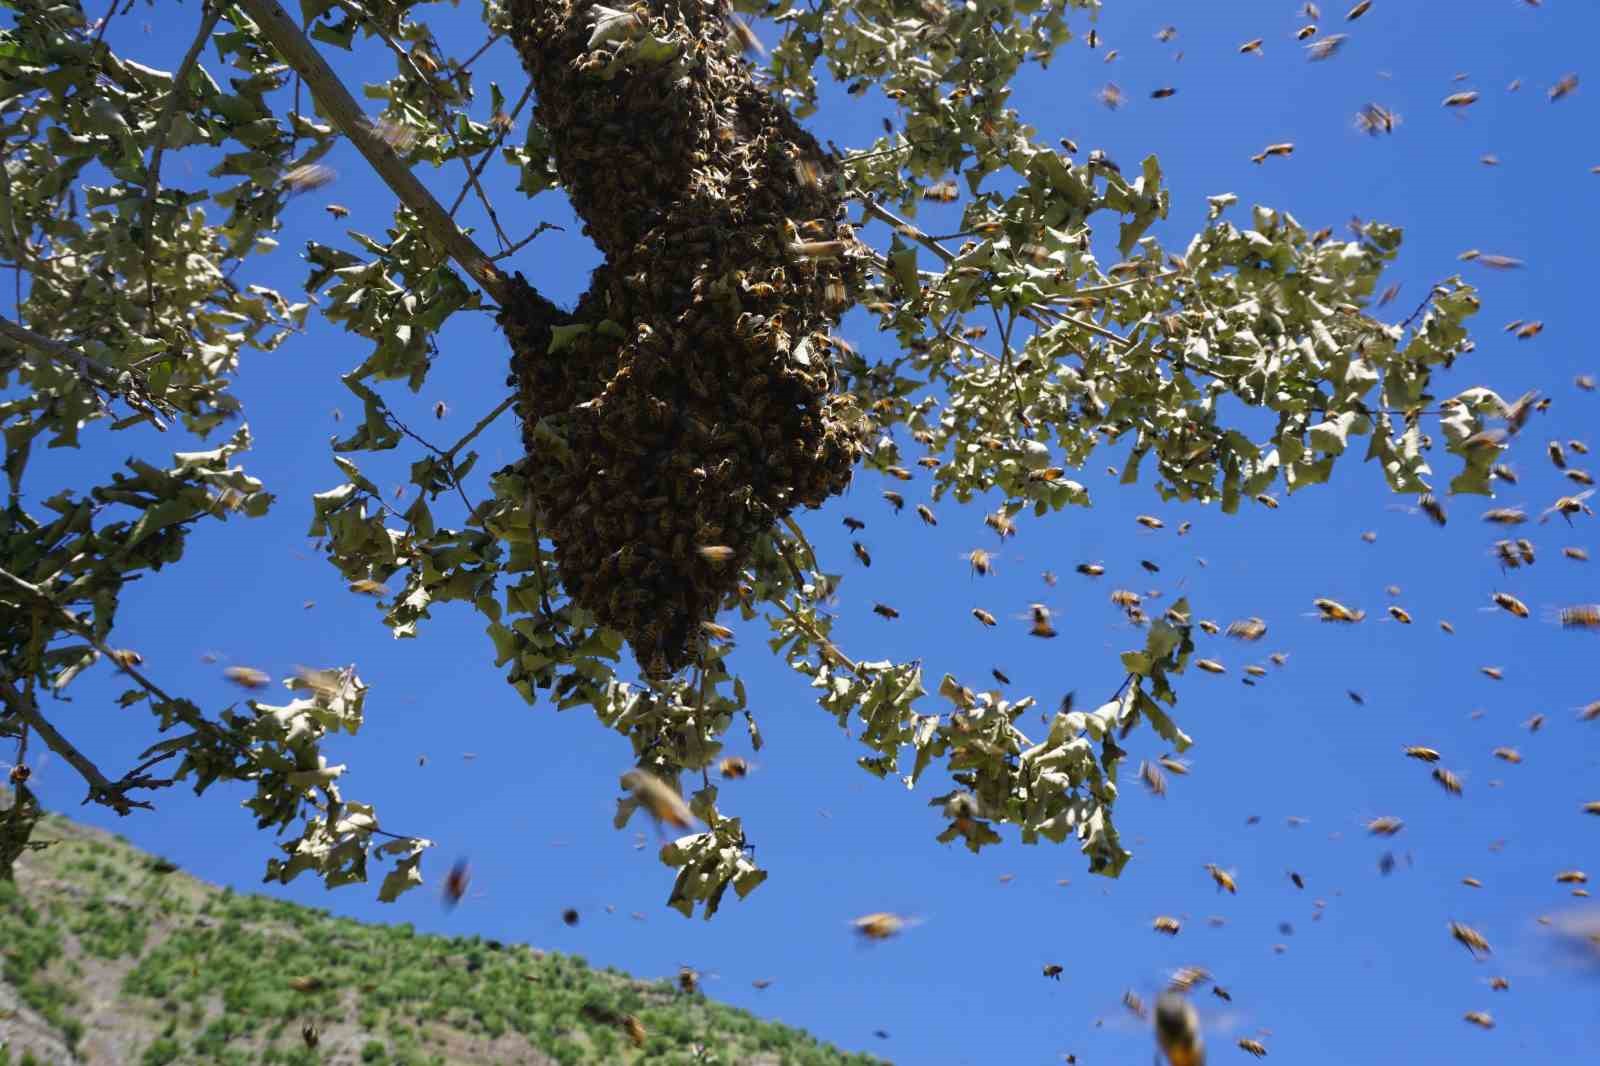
0 311 169 430
0 673 152 814
231 0 512 306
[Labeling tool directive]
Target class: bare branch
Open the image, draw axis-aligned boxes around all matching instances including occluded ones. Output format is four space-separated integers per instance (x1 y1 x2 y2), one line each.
0 673 152 813
231 0 512 305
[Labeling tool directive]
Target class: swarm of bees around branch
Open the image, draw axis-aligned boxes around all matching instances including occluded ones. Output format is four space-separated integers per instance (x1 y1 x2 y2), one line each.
499 0 871 678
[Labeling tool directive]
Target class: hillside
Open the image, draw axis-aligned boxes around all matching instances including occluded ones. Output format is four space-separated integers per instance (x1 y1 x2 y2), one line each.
0 794 886 1066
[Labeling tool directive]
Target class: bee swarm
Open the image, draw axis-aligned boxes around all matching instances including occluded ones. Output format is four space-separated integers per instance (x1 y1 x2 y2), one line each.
500 0 868 677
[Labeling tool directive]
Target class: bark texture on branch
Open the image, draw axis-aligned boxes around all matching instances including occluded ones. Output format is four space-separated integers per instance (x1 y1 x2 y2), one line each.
501 0 864 676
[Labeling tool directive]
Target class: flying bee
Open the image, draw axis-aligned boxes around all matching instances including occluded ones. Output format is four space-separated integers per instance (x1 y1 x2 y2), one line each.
718 756 752 780
443 858 470 908
1556 871 1589 885
1516 538 1536 564
700 621 734 644
916 504 938 526
1042 570 1058 587
1440 620 1456 634
872 603 899 620
852 541 872 567
1481 666 1504 680
967 548 995 576
1367 816 1405 836
882 491 905 512
1098 82 1125 109
1434 767 1465 795
1153 992 1204 1066
1111 589 1142 608
696 544 735 565
1386 605 1413 624
1152 916 1182 936
1204 864 1237 894
1124 989 1149 1019
1568 547 1592 561
1237 1037 1267 1058
1158 755 1190 775
1028 604 1058 638
621 769 697 831
325 203 349 219
223 665 270 690
1140 760 1168 797
1491 592 1530 618
1526 713 1546 732
852 912 918 941
1244 664 1267 678
1077 562 1106 577
1312 598 1365 623
1195 659 1225 674
985 509 1018 538
1136 514 1165 530
1558 604 1600 629
1198 620 1220 635
1405 746 1441 762
1493 747 1523 764
1269 652 1288 666
972 608 998 627
1484 506 1529 525
924 180 959 202
1543 490 1597 524
1451 921 1492 957
1550 72 1580 101
1464 1011 1495 1030
1226 617 1268 641
1574 440 1592 456
1043 964 1064 980
1552 441 1569 468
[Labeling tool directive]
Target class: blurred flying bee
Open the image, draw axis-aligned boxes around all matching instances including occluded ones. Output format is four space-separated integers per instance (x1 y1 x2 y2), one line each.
1152 916 1181 936
1195 659 1225 674
1043 963 1064 980
1559 604 1600 630
985 509 1018 538
1098 82 1125 109
1484 506 1528 525
1312 598 1365 623
1581 701 1600 722
1077 562 1106 577
916 504 938 526
1140 760 1168 797
621 769 697 831
1158 756 1190 775
1028 604 1058 638
883 465 912 482
443 858 470 908
1153 992 1204 1066
1572 546 1595 562
283 163 336 192
1481 666 1504 680
1405 746 1441 762
852 541 872 567
1491 592 1530 618
1204 864 1236 894
1240 37 1264 54
1556 871 1589 885
325 203 349 219
1237 1037 1266 1058
1226 617 1267 641
1544 489 1596 522
1198 620 1220 635
991 668 1011 685
697 545 735 565
972 608 998 627
223 665 270 690
622 1014 647 1048
1452 915 1484 953
1269 652 1288 666
1124 989 1148 1019
1440 620 1456 634
873 603 899 620
1386 606 1413 624
1111 589 1142 608
718 756 751 780
1136 514 1165 530
842 516 864 532
968 548 995 576
1492 747 1522 764
1434 767 1465 795
1042 570 1058 587
1463 1011 1494 1030
1141 560 1161 573
107 648 144 669
882 490 905 512
301 1022 319 1049
1367 816 1405 836
852 912 918 941
349 578 389 596
1550 72 1580 101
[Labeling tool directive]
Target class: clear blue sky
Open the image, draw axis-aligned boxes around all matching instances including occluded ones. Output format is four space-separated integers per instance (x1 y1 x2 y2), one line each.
12 1 1600 1062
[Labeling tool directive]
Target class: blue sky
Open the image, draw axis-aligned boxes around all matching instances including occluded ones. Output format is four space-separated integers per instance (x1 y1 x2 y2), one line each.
10 0 1600 1062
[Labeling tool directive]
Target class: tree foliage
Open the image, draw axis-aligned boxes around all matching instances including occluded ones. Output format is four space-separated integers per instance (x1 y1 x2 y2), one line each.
0 0 1502 917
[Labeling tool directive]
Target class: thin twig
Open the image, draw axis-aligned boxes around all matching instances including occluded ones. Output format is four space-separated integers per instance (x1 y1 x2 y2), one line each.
772 598 861 676
231 0 510 304
859 197 956 266
0 311 169 429
456 30 504 74
0 673 151 813
447 81 534 219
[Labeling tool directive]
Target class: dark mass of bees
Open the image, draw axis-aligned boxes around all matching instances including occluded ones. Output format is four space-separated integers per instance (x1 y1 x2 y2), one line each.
499 0 867 676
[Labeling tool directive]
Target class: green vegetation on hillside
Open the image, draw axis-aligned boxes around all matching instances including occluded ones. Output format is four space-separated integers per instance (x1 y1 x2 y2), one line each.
0 803 882 1066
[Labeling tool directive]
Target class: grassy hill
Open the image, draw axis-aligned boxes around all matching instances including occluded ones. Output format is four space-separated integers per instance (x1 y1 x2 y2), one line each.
0 793 886 1066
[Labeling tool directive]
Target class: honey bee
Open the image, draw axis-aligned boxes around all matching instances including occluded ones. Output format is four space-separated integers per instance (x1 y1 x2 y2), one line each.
852 912 914 940
1195 659 1225 674
1028 604 1058 638
325 203 349 219
1481 666 1504 680
1269 652 1288 666
882 491 904 512
1226 617 1268 641
1463 1011 1495 1030
1042 570 1058 587
1581 701 1600 722
1584 802 1600 815
1140 760 1168 797
1153 992 1204 1066
621 769 697 830
1367 816 1405 836
968 549 995 576
872 603 899 620
1387 606 1413 624
1312 598 1365 623
1555 870 1589 884
1544 489 1597 523
1076 563 1105 577
1152 916 1182 936
1124 989 1149 1019
1559 604 1600 629
223 665 270 689
349 578 389 596
1244 664 1267 678
1443 90 1481 108
695 544 735 565
1212 985 1232 1002
1198 620 1220 635
1239 37 1264 55
283 163 336 192
916 504 937 526
718 756 751 779
1111 589 1142 608
924 180 959 203
1098 82 1125 109
1526 713 1546 732
1416 493 1447 526
1550 72 1580 101
1360 530 1378 543
107 648 144 669
985 509 1018 538
1205 864 1236 894
1451 921 1492 957
1492 747 1522 764
1434 767 1465 795
852 541 872 567
1136 514 1165 530
1043 963 1064 980
1440 620 1456 634
1491 592 1530 618
622 1014 647 1047
1158 756 1190 775
1404 746 1441 762
972 608 998 627
301 1022 319 1049
443 858 470 907
1484 507 1529 525
1237 1037 1267 1058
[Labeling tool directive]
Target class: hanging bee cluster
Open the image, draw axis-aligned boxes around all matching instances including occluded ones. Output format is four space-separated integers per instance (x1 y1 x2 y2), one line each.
500 0 868 676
